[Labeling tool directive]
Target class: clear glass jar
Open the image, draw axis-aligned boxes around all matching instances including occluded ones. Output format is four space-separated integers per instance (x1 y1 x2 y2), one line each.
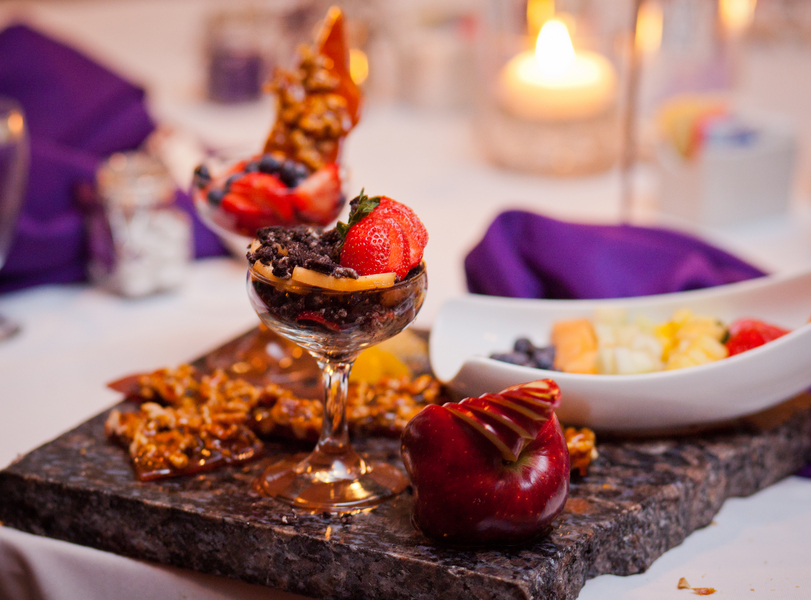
88 152 191 297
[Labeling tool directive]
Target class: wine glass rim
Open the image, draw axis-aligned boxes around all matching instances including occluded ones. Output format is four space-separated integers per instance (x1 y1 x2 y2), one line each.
248 260 426 293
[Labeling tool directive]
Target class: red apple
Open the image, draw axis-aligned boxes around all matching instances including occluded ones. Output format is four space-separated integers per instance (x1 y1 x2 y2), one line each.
401 380 570 546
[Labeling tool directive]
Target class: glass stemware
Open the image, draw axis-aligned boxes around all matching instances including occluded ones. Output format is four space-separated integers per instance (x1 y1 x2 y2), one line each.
247 262 427 512
0 97 29 340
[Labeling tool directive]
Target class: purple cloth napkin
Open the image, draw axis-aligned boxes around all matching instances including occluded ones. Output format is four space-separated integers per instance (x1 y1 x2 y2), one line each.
0 24 226 294
465 210 767 299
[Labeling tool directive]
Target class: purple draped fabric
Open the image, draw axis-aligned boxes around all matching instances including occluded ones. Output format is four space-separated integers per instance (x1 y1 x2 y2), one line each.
0 24 226 294
465 210 767 300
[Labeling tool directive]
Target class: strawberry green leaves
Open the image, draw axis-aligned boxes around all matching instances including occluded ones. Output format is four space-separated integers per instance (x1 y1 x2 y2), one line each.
337 189 381 240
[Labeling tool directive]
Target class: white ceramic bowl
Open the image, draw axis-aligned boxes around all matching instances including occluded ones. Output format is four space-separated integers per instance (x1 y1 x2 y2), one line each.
430 270 811 433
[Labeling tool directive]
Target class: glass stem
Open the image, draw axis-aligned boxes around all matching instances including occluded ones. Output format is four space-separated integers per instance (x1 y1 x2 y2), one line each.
315 359 354 457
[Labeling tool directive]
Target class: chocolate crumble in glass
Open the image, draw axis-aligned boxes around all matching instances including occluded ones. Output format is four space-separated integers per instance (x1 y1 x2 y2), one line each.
247 226 427 354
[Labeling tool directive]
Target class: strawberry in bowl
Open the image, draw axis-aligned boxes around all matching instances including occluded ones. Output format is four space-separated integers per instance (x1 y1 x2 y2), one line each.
193 157 343 238
193 7 360 242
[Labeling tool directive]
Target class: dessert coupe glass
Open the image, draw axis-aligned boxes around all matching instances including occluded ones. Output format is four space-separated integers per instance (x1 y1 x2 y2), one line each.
247 262 427 511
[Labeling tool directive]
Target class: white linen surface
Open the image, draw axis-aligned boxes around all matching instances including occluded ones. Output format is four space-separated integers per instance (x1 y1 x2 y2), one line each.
0 527 309 600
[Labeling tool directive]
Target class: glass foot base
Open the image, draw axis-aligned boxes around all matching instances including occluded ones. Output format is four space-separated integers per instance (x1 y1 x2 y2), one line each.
253 452 408 512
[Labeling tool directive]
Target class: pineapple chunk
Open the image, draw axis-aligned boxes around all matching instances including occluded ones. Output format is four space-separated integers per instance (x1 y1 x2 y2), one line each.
657 309 728 370
350 346 411 384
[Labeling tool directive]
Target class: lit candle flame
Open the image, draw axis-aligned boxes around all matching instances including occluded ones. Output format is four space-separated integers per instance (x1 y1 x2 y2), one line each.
535 19 575 80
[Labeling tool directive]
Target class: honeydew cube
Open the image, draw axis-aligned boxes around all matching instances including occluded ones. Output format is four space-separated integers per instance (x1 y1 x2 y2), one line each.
613 347 637 374
596 347 616 374
594 323 617 347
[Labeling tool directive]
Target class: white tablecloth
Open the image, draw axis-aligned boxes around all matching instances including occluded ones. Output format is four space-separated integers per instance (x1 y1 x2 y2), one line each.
2 0 811 598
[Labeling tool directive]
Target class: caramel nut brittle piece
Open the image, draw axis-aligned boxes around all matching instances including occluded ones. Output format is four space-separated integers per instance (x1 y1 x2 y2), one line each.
565 426 599 476
107 363 445 480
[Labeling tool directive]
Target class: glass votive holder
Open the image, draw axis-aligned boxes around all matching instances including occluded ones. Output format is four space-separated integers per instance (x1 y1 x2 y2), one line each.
88 152 192 298
474 0 633 176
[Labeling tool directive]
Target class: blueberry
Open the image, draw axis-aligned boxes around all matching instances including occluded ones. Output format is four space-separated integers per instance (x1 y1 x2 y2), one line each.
192 164 211 189
278 160 311 188
530 345 556 370
224 173 242 192
244 161 260 173
207 187 225 206
259 154 282 174
490 352 531 366
514 337 535 355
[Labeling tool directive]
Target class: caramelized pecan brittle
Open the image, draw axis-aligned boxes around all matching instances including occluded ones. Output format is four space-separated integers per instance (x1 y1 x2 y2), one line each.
108 365 597 481
106 365 444 480
564 426 599 476
105 368 278 481
263 8 360 171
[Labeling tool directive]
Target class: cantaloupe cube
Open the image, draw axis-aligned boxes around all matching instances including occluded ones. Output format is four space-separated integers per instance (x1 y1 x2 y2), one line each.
551 319 598 374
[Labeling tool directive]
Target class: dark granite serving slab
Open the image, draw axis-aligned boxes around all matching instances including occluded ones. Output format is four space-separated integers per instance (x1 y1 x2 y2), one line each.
2 331 811 600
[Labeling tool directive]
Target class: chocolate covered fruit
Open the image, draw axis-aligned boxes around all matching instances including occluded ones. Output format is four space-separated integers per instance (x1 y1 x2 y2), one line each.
401 380 570 546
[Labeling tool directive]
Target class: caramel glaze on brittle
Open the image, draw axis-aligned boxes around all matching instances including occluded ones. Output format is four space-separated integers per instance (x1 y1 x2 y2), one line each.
106 365 443 481
564 426 599 477
263 8 361 171
106 365 597 481
265 47 352 171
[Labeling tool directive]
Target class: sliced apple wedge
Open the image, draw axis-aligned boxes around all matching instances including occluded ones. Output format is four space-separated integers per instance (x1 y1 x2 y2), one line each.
476 398 548 439
504 379 560 402
461 396 538 440
444 405 526 462
447 382 561 463
499 381 560 415
291 267 396 291
484 394 549 422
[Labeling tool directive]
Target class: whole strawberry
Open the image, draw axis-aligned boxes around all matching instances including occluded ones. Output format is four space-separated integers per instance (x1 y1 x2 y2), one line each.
725 318 790 356
338 190 428 279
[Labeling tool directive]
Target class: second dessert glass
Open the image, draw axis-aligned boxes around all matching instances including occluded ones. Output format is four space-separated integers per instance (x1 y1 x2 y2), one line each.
192 153 342 389
247 262 428 511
